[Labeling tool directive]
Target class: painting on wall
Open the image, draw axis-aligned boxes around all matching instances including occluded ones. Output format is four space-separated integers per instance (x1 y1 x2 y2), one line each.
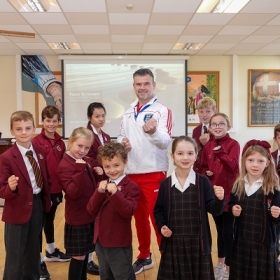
21 55 63 127
248 69 280 127
186 71 219 126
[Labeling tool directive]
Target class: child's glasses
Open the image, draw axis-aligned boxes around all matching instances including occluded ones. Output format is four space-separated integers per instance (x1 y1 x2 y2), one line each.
210 123 226 128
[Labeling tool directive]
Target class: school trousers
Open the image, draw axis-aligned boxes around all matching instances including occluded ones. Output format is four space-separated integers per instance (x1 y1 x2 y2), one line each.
3 193 43 280
95 242 135 280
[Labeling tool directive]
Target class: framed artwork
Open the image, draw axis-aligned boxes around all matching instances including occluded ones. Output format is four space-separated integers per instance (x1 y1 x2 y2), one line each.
35 71 62 128
248 69 280 127
186 71 219 126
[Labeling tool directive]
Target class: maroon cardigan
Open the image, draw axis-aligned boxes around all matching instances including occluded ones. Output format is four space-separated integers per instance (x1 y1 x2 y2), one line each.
200 133 240 211
87 176 139 247
0 143 51 224
192 124 214 173
58 153 98 225
32 128 65 193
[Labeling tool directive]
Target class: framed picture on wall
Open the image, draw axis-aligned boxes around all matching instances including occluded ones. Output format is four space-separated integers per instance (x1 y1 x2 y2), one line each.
186 71 219 126
35 71 62 128
248 69 280 127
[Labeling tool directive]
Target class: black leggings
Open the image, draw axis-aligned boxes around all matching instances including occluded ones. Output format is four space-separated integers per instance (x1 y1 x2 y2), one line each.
213 212 234 266
40 193 62 251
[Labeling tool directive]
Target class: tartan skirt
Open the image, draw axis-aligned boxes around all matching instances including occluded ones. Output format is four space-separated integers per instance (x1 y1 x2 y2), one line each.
229 239 280 280
157 235 214 280
64 222 94 256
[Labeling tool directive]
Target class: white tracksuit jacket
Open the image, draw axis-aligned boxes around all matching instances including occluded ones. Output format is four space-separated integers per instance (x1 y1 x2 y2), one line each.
117 96 173 174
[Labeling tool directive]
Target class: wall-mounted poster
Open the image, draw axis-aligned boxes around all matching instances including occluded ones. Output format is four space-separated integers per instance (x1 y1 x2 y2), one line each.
248 69 280 127
21 55 62 127
187 71 219 126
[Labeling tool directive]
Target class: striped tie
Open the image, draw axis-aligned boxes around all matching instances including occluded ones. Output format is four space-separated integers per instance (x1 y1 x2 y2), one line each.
26 150 43 189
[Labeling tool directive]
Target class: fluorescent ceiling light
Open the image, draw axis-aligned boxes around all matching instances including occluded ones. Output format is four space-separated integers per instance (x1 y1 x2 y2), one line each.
183 43 205 50
197 0 250 13
0 30 35 38
59 42 70 49
26 0 47 12
48 42 81 50
8 0 60 12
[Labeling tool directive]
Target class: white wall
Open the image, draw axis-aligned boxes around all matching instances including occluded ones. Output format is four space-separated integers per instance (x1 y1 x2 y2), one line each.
0 54 279 153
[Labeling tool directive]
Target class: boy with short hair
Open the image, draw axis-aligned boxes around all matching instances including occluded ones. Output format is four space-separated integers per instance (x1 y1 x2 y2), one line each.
32 105 69 279
192 97 217 173
0 110 51 279
87 142 140 280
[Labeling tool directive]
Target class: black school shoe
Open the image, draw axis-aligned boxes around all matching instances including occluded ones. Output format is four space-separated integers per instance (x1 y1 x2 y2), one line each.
40 261 50 280
87 260 100 275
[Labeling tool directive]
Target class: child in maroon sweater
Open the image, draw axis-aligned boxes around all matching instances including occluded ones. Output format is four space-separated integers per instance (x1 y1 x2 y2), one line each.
200 113 240 280
58 127 103 280
87 142 140 280
32 105 69 279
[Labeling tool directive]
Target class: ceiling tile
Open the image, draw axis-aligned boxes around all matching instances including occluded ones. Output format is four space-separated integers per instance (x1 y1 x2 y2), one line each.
15 42 50 49
210 35 246 43
41 35 77 42
57 0 106 12
23 49 56 55
241 35 280 43
110 25 147 35
79 43 111 50
190 14 235 25
228 13 277 25
145 35 179 43
0 24 34 32
253 25 280 35
218 25 260 35
71 25 109 35
7 36 45 43
75 34 111 43
32 24 74 35
231 43 267 50
0 1 16 12
109 13 150 25
112 43 142 50
142 43 173 50
21 13 68 24
182 25 223 35
150 13 192 25
178 35 213 43
0 42 22 49
111 35 145 43
64 13 108 25
153 0 200 13
0 13 28 24
106 0 154 13
147 25 185 35
203 43 236 50
241 0 280 13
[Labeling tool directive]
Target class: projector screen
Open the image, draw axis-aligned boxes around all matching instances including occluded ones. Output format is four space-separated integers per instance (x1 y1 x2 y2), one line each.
62 58 187 138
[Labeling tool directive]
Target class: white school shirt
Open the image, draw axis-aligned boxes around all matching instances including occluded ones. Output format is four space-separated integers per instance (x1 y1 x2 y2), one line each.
171 168 196 193
16 142 41 194
244 175 263 196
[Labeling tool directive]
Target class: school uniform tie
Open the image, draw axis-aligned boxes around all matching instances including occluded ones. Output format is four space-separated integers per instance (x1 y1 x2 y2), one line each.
26 150 43 189
203 125 208 134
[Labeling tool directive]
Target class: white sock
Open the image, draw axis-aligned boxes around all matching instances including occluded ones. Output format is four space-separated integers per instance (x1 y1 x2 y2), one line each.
47 242 55 254
40 252 44 263
88 252 93 263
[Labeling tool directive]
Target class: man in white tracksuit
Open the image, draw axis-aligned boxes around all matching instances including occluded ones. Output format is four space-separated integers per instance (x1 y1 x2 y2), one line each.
117 68 173 275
